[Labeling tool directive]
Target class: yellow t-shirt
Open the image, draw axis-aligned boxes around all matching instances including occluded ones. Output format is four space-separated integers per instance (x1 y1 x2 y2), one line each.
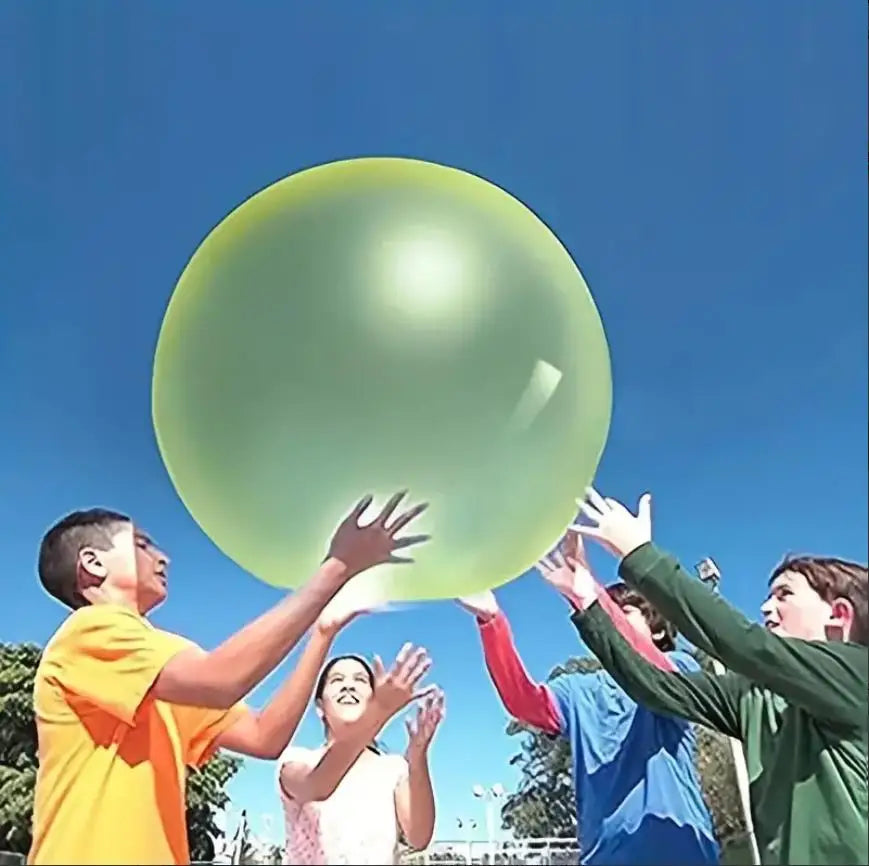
29 604 245 865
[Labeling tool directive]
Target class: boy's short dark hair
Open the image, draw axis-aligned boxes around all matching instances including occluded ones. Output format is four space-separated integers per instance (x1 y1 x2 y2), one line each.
38 509 131 610
606 582 677 652
771 555 869 646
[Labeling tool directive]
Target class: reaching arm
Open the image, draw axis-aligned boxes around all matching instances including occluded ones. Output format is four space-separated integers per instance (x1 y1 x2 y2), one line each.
475 590 676 735
153 559 349 709
279 704 389 803
216 627 336 759
396 757 435 850
477 611 562 734
575 599 746 738
396 690 442 850
619 544 869 727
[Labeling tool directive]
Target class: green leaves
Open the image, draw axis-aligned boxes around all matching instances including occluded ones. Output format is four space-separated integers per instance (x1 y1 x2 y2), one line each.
0 643 40 855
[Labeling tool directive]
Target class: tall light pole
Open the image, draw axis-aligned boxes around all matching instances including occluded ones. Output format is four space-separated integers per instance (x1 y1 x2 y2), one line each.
695 558 761 866
472 783 505 862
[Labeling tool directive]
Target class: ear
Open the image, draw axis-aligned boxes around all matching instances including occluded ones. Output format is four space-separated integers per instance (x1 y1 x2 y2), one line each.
78 547 107 577
76 547 108 598
827 597 855 642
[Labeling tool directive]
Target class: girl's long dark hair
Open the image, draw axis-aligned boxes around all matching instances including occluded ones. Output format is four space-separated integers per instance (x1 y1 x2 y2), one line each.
315 654 384 755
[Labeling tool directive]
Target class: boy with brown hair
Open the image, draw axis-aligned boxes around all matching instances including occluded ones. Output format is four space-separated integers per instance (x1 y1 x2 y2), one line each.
29 492 432 865
566 487 868 866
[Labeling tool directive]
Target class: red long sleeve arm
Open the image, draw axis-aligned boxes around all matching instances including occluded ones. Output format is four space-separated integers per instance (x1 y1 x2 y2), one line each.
476 592 677 736
478 611 563 734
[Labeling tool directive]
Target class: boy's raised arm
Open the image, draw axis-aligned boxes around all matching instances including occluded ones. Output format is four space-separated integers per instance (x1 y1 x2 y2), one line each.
575 489 869 727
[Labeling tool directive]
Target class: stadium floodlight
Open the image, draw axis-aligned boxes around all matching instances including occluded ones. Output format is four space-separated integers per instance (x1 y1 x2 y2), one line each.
695 557 721 588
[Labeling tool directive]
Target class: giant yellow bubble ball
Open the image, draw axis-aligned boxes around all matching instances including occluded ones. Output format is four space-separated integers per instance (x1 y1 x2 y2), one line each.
152 158 611 602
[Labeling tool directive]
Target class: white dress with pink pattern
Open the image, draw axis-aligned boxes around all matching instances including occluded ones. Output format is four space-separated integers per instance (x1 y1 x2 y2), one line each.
277 745 409 865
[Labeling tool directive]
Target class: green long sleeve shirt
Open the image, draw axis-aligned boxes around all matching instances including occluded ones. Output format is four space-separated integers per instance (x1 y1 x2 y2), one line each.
574 543 868 866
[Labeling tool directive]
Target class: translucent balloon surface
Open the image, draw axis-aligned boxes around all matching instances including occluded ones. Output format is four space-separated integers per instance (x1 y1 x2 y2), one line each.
152 158 611 601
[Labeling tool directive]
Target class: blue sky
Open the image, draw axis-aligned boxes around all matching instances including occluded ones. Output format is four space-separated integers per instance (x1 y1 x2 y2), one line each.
2 1 866 847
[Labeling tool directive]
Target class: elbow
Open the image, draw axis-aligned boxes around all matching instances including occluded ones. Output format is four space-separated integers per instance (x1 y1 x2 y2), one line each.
406 827 434 851
195 678 241 711
252 742 283 761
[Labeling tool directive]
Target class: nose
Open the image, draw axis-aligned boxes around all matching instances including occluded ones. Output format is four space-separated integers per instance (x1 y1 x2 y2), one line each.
760 597 775 617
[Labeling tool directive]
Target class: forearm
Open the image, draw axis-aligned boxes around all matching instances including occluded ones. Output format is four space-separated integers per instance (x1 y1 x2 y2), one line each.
247 628 335 757
184 560 347 707
575 601 742 737
403 755 436 850
302 707 387 801
619 544 869 720
566 581 676 672
478 612 561 734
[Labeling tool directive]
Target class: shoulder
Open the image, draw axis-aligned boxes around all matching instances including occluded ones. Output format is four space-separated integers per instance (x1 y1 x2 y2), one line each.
278 745 320 768
42 605 140 662
50 604 155 646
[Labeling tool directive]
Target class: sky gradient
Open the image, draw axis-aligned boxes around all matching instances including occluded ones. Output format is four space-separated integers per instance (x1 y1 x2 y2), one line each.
2 1 866 846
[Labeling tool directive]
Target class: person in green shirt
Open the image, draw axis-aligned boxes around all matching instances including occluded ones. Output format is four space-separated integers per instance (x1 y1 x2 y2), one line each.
553 487 868 866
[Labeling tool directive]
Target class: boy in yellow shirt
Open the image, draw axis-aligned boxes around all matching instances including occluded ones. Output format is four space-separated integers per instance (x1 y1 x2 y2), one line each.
29 492 430 865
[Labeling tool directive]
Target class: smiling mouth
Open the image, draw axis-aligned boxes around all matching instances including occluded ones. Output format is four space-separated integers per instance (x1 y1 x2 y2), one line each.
337 694 359 706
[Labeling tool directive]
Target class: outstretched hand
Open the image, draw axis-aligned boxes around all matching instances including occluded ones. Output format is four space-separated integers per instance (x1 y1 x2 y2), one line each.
456 590 499 622
572 487 652 560
536 531 603 609
328 491 430 577
536 543 578 596
371 643 437 721
405 689 445 763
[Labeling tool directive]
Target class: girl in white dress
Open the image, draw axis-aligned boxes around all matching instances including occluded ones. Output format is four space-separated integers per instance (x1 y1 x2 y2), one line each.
276 598 444 865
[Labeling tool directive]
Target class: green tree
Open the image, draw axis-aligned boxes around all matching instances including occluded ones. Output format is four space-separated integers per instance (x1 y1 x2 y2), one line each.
0 643 39 856
186 752 243 862
0 641 242 859
500 653 748 855
500 656 597 840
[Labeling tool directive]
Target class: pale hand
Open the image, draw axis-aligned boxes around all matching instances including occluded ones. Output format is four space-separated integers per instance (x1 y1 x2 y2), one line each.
315 586 373 638
405 689 445 762
371 643 437 720
327 491 431 577
456 590 499 621
572 487 653 560
536 543 578 596
538 533 599 608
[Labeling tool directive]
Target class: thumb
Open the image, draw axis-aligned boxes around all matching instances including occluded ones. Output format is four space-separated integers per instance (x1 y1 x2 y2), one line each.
372 655 385 679
638 492 652 523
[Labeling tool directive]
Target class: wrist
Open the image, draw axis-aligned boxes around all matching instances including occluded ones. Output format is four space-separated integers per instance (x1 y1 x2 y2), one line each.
616 537 652 562
318 557 353 585
406 746 429 766
562 584 598 612
313 622 339 644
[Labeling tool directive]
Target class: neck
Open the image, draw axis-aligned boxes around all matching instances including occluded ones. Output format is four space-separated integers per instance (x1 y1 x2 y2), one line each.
81 586 142 614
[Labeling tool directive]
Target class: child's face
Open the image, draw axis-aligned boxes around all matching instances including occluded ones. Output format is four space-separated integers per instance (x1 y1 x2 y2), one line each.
621 604 655 643
317 657 374 730
761 570 833 641
79 522 169 613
